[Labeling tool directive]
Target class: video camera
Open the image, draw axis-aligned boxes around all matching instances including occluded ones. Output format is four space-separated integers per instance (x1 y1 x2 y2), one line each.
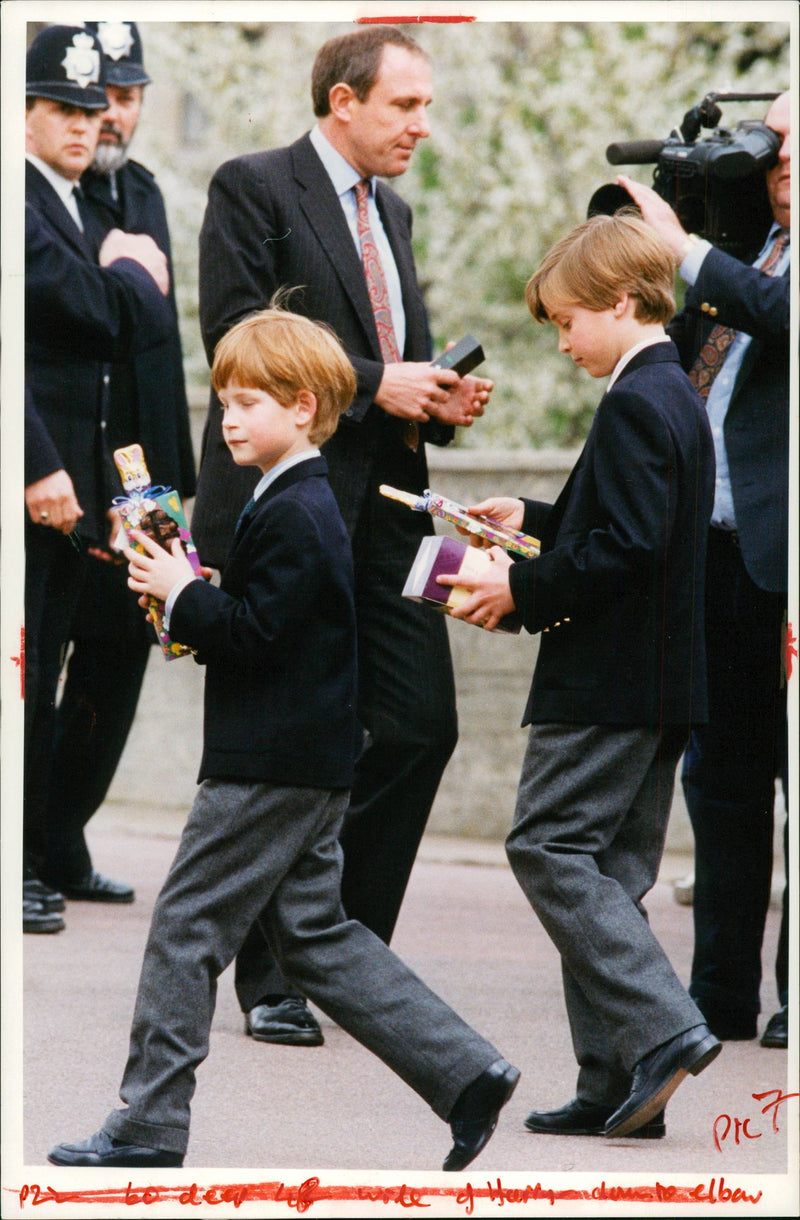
589 92 781 262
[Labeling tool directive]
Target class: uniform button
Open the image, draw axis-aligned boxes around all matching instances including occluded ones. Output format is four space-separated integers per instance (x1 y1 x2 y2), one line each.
103 374 110 384
709 307 718 317
701 302 710 312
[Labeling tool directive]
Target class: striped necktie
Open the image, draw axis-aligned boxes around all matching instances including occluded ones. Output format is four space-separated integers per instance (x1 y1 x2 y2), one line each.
354 179 418 451
689 228 789 400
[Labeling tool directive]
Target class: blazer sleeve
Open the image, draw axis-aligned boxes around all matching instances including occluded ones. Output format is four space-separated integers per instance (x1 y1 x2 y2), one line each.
25 203 173 359
509 390 677 635
672 246 789 351
25 388 63 486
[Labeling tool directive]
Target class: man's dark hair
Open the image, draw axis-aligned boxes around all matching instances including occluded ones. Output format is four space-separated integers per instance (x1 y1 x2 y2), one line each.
311 26 428 117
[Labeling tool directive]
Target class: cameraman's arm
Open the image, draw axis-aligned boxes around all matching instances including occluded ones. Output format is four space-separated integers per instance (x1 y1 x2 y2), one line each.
617 174 788 343
616 175 690 258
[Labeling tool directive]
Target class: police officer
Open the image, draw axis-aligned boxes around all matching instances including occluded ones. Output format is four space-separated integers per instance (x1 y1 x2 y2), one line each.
38 22 196 908
25 24 172 931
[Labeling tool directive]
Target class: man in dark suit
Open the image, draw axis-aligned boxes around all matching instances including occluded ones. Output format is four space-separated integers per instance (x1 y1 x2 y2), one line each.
24 24 173 933
619 89 791 1051
40 22 196 906
193 25 492 1045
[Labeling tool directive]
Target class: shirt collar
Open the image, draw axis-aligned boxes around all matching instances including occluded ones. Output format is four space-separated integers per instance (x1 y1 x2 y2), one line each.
26 152 78 207
607 333 670 390
310 124 374 199
253 449 321 500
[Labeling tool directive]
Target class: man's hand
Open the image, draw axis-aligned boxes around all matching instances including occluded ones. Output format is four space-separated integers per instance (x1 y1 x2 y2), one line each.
616 175 689 258
437 545 515 631
99 229 170 296
89 506 126 563
427 374 493 427
375 361 460 421
124 530 196 602
25 469 83 534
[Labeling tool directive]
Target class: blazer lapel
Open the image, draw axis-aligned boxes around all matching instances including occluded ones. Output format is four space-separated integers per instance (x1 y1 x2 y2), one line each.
292 136 383 362
26 161 94 260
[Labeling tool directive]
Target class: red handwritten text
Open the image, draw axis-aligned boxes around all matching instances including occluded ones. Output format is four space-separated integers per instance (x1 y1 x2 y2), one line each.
12 1174 768 1211
714 1088 799 1152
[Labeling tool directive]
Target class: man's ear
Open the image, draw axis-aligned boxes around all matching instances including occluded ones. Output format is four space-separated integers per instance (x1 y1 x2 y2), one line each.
613 293 633 318
294 389 318 426
328 82 357 123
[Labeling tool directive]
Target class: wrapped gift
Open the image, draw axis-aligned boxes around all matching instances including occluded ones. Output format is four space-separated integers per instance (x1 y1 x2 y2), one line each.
402 534 521 634
380 484 540 558
112 444 201 659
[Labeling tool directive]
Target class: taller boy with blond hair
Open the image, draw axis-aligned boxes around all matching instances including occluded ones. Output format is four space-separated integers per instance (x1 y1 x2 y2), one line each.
48 307 519 1172
440 213 721 1139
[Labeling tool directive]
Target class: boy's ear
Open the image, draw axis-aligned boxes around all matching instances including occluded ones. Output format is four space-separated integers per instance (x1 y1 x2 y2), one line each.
293 389 318 426
613 293 633 318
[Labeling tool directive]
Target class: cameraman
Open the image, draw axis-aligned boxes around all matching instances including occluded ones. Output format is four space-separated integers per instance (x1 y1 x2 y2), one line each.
618 90 790 1051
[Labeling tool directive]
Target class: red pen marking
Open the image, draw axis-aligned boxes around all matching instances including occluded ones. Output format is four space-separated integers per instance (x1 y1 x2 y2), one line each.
11 627 25 698
9 1174 765 1210
713 1087 799 1151
784 619 796 681
356 15 476 23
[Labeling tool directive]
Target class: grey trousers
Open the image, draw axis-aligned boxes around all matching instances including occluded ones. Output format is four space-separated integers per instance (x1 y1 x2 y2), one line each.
104 779 500 1154
506 723 704 1108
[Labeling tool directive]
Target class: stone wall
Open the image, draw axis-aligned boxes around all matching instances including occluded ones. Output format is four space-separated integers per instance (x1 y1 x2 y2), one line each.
107 423 696 851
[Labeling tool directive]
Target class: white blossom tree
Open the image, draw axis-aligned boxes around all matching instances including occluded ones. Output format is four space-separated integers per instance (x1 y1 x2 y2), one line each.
132 18 790 447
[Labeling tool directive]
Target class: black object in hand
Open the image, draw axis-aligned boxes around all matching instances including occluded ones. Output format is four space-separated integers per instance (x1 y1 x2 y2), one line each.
431 334 485 379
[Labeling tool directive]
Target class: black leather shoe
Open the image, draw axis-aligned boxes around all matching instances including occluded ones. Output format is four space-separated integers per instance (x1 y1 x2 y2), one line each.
605 1024 721 1137
61 871 135 904
760 1005 788 1049
245 998 324 1046
23 878 66 913
443 1058 520 1172
525 1097 665 1139
48 1129 183 1168
23 897 65 934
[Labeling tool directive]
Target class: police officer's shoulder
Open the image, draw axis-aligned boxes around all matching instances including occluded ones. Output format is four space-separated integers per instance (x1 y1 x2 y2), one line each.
123 157 157 185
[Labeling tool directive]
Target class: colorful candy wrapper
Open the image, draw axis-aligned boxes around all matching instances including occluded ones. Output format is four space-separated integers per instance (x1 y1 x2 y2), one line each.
112 444 201 659
379 485 540 558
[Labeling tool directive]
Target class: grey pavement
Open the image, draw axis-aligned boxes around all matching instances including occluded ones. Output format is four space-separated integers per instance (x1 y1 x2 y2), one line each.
21 805 793 1185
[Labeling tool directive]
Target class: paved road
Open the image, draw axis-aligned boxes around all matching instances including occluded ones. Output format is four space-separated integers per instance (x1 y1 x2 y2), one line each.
11 809 796 1217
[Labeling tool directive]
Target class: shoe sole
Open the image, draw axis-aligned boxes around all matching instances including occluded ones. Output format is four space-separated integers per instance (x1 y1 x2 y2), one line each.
62 893 135 904
605 1038 721 1138
47 1152 183 1168
524 1120 665 1139
23 919 65 934
245 1023 324 1047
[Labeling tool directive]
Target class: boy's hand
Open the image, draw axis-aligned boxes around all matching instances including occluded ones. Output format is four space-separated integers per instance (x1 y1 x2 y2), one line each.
468 497 526 531
437 546 515 631
124 530 196 602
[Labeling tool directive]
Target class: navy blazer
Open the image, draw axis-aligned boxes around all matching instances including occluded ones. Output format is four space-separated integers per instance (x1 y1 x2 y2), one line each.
170 457 358 790
25 162 172 538
668 245 790 594
509 341 715 728
193 132 450 566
